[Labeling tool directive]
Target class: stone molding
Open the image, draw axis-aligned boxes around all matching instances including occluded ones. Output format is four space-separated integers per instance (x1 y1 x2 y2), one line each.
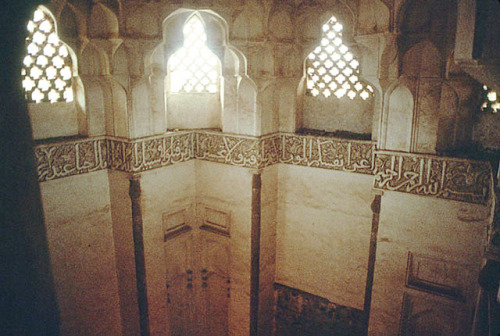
34 132 492 204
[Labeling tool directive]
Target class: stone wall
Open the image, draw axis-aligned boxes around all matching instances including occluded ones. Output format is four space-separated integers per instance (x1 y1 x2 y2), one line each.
369 192 490 335
276 164 373 310
39 171 123 335
25 0 499 335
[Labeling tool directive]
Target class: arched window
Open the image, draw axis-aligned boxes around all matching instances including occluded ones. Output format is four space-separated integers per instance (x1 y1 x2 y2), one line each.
167 14 220 94
306 16 373 100
22 7 74 104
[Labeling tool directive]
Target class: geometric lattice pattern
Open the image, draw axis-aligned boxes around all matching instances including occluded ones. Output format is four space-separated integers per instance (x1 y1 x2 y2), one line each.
168 15 220 94
22 7 74 104
306 16 373 100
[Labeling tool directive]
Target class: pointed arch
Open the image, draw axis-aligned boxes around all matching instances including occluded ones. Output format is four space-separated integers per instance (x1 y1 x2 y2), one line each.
22 6 77 104
23 5 87 140
380 81 415 152
167 13 221 94
80 43 110 76
58 2 87 42
143 9 258 136
88 2 119 39
305 16 374 100
402 40 443 78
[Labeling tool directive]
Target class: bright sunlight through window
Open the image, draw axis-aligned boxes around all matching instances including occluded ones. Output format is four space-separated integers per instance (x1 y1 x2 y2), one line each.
168 15 220 94
481 85 500 113
306 16 373 100
22 7 74 104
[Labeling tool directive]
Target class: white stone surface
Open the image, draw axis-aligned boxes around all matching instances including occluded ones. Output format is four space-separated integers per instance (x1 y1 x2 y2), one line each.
40 171 123 336
167 93 221 130
141 161 196 335
369 191 489 335
195 160 253 336
276 164 373 310
28 101 80 139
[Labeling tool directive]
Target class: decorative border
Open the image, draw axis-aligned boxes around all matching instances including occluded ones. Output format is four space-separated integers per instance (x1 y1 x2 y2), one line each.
107 132 194 173
373 151 491 204
34 132 492 204
194 131 261 168
35 137 107 182
194 131 281 169
280 133 375 174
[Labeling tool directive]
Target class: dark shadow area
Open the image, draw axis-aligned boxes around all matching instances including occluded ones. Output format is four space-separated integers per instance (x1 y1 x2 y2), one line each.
0 1 60 335
297 128 372 141
275 283 364 336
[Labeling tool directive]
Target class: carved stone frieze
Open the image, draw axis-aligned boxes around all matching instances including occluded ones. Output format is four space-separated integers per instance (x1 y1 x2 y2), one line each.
280 134 375 174
107 132 194 173
374 152 491 204
194 132 262 168
194 131 281 169
259 134 281 168
35 138 107 182
34 132 493 205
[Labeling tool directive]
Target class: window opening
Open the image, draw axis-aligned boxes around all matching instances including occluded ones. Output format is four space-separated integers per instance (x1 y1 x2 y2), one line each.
22 7 74 104
481 85 499 113
168 15 220 94
306 16 373 100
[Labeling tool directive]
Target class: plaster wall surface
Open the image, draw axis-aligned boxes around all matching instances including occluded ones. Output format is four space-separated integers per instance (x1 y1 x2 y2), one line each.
29 102 80 140
276 164 373 310
139 160 254 335
167 93 222 130
140 160 196 336
195 160 253 336
369 191 490 336
39 171 123 336
303 96 374 135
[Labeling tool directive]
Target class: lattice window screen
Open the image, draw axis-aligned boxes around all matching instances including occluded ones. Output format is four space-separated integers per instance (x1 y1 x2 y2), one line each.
22 7 74 103
306 16 373 100
168 15 220 94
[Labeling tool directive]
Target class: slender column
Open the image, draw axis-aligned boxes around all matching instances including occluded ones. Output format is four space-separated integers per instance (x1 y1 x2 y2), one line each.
250 173 262 336
129 176 150 336
363 193 382 335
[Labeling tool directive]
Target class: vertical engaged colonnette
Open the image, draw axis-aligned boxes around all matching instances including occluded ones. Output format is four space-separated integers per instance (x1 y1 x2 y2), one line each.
363 193 382 335
250 173 262 336
129 177 150 336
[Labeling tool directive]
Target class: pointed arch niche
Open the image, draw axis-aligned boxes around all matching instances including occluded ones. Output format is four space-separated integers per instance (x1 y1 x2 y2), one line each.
145 9 258 135
23 5 86 140
297 14 377 138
